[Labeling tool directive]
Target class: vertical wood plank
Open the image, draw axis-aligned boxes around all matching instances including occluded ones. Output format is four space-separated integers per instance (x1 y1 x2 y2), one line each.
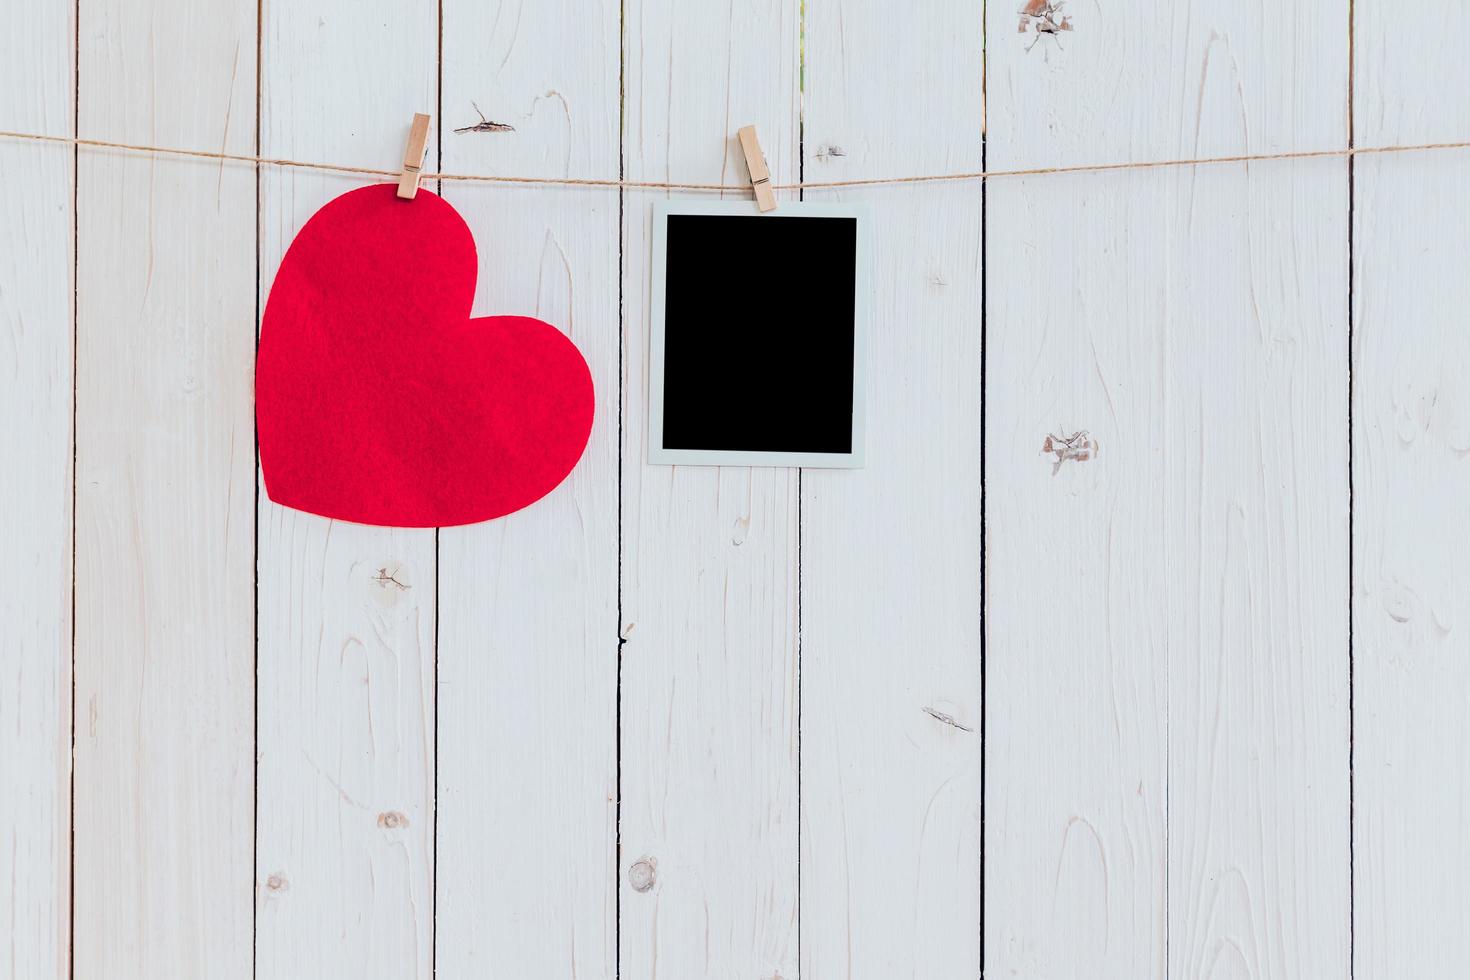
434 2 620 976
985 167 1169 979
73 0 257 975
619 1 802 975
985 4 1350 977
0 5 74 979
798 2 985 976
253 5 438 978
1354 5 1470 975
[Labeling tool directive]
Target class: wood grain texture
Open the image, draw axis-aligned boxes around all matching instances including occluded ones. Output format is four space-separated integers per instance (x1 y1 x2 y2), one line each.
434 1 620 976
1353 4 1470 976
253 5 438 978
254 530 435 978
0 4 73 978
12 3 1469 974
73 0 258 975
798 3 985 977
619 1 802 975
986 3 1350 977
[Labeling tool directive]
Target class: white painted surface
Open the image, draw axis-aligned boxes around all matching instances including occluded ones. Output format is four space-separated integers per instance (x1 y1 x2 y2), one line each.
435 0 619 975
72 0 258 976
1354 4 1470 977
986 3 1352 978
619 2 802 976
0 4 72 979
2 2 1467 977
799 1 985 976
253 3 438 977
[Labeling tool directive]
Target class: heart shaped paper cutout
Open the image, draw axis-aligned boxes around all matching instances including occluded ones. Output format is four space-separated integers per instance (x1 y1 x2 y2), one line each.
257 184 594 527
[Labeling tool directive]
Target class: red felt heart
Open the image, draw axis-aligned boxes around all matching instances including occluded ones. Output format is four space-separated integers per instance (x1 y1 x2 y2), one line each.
257 184 594 527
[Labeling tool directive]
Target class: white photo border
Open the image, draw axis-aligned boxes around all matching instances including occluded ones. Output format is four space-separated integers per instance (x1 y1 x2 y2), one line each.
647 198 870 468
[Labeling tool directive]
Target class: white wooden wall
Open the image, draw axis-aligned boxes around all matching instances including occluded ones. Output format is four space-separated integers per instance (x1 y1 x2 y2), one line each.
2 1 1467 977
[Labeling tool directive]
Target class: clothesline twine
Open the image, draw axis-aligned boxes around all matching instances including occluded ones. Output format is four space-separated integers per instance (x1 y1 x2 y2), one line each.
2 128 1467 191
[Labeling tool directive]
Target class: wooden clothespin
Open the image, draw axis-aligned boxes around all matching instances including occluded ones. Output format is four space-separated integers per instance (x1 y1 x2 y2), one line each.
397 113 432 200
737 125 777 213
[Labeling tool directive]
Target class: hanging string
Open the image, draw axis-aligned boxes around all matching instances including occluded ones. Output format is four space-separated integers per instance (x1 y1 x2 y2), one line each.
2 127 1467 191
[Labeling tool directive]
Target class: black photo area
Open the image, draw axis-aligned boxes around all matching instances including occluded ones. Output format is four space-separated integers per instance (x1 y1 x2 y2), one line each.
662 213 857 455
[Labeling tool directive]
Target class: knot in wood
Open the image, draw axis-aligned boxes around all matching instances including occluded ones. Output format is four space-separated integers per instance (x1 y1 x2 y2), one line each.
628 858 657 893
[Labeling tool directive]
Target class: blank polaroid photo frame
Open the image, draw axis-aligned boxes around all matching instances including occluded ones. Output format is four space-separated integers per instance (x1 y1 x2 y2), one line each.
648 199 869 468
